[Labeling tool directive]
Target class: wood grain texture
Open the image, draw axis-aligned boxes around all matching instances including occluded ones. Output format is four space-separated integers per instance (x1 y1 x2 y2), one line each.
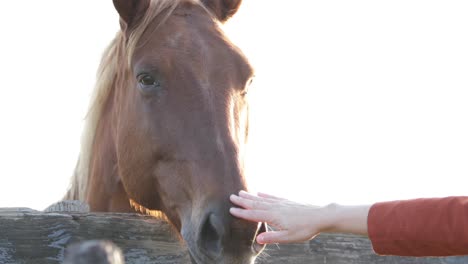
1 208 467 264
257 233 468 264
0 208 189 264
44 200 90 213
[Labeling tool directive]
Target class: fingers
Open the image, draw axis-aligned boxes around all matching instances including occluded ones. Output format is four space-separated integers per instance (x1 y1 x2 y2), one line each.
237 191 277 204
257 192 287 201
229 207 271 223
238 190 264 200
230 194 272 210
237 190 282 204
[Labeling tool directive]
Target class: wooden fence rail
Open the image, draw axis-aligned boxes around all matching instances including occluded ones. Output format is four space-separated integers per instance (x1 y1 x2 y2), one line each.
1 207 467 263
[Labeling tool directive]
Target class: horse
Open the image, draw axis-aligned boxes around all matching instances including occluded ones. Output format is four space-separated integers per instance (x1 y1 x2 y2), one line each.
64 0 266 263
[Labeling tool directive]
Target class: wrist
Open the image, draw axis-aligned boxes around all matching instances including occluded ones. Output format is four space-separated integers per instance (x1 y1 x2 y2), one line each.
320 203 341 233
320 203 370 236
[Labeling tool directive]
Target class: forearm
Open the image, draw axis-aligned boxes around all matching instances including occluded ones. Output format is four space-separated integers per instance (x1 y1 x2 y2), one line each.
321 203 371 236
229 191 372 244
368 197 468 256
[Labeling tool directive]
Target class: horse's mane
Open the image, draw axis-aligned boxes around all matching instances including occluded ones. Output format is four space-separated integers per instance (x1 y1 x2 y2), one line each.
65 0 192 201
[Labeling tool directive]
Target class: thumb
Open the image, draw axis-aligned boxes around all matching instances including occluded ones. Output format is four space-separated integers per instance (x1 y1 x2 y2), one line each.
256 230 292 244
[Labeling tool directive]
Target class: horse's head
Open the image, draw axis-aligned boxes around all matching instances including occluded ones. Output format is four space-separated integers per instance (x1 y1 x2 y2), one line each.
111 0 264 262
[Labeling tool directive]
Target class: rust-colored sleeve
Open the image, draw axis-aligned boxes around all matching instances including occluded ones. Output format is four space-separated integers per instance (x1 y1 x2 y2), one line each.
368 196 468 256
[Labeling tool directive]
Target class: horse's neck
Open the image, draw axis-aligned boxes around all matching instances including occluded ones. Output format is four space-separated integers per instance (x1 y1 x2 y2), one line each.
85 90 133 212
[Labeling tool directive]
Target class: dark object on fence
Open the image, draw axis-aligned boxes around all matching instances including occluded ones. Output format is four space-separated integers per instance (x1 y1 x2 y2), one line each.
63 240 124 264
1 203 468 264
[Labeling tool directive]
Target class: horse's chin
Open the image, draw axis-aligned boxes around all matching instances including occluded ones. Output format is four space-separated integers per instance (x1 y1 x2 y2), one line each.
184 220 266 264
188 252 257 264
188 251 203 264
186 241 219 264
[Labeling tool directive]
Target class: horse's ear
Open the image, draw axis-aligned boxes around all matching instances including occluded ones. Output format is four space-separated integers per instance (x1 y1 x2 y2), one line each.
201 0 242 22
113 0 150 29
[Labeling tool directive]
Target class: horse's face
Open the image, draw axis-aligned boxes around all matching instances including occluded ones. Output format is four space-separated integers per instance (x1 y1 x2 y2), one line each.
113 0 264 263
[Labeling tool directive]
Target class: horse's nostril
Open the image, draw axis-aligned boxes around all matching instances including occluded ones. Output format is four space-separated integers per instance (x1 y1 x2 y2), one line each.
199 213 224 259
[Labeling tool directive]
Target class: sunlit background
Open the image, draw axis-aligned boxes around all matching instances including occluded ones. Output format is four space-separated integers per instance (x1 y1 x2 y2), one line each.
0 1 467 210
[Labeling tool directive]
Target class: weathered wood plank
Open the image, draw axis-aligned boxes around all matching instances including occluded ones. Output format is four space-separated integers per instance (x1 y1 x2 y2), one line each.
0 209 190 264
1 208 467 263
44 200 90 213
257 233 468 264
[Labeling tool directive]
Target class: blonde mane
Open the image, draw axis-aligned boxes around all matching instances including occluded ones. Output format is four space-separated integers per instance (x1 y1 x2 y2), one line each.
65 0 192 201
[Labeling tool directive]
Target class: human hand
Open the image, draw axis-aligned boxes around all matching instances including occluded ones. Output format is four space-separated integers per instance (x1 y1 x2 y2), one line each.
229 191 329 244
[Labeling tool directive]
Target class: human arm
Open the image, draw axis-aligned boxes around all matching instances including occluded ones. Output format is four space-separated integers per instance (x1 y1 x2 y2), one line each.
231 192 468 256
229 191 371 244
368 196 468 256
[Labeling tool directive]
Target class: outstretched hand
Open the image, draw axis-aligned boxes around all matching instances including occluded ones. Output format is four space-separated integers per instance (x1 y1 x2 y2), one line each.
229 191 328 244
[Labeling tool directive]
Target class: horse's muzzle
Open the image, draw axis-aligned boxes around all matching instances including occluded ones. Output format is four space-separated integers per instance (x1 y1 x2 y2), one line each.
183 211 266 264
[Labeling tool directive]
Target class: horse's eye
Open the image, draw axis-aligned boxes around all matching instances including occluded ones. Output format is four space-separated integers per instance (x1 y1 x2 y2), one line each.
248 77 254 86
242 77 254 96
138 74 158 86
137 74 161 94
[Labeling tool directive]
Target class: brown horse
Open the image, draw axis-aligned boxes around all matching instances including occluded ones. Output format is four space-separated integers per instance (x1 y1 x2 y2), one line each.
64 0 265 263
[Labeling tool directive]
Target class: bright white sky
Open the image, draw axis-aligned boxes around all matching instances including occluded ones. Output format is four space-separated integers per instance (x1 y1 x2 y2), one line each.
0 1 467 210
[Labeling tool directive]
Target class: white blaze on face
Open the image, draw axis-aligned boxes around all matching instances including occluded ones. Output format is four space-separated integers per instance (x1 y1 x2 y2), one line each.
195 30 228 159
168 32 183 48
198 66 226 159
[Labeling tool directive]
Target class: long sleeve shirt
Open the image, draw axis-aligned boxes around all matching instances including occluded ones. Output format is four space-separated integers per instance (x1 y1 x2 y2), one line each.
368 196 468 256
